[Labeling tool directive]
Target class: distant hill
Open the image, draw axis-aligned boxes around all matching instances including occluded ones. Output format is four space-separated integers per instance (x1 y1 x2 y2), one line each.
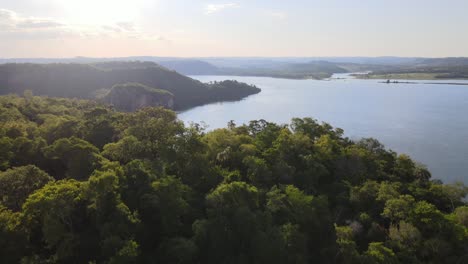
202 57 422 67
156 59 348 79
217 61 348 79
157 60 220 75
413 57 468 67
0 56 424 66
0 62 261 110
3 56 468 80
358 57 468 80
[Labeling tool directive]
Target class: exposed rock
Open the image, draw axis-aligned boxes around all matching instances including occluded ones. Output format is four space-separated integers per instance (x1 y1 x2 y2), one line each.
102 83 174 112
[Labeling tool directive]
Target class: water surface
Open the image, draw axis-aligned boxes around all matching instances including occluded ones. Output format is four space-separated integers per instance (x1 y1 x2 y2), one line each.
179 74 468 183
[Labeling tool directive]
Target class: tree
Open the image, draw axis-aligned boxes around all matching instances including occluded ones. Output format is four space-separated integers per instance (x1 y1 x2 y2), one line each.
388 221 422 251
136 176 193 261
83 107 117 149
350 181 380 215
362 242 398 264
393 154 416 182
22 180 92 262
193 182 264 263
376 182 401 203
381 195 415 223
102 136 145 164
156 237 197 264
0 137 13 170
84 169 140 262
119 160 157 211
452 206 468 227
266 185 335 261
0 165 53 211
243 156 273 187
429 182 468 212
43 137 101 180
206 181 259 214
0 205 25 263
124 107 184 162
409 201 447 234
335 225 360 264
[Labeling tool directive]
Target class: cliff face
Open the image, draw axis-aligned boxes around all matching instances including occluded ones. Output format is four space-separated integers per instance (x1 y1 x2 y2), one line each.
102 83 174 112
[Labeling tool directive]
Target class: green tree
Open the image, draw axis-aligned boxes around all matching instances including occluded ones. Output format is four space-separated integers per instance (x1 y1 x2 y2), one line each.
335 225 360 264
84 169 139 262
0 137 13 170
22 180 92 262
381 195 415 223
0 205 25 263
102 136 145 164
362 242 398 264
0 165 53 211
43 137 101 180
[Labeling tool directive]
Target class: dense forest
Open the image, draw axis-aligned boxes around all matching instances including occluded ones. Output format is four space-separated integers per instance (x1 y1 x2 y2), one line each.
0 94 467 263
0 62 261 110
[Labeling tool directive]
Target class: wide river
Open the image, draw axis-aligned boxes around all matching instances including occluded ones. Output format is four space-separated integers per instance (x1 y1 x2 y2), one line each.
179 74 468 184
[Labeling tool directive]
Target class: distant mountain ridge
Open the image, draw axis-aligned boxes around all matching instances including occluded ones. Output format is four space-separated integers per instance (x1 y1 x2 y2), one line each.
157 60 220 75
2 56 468 80
0 56 426 65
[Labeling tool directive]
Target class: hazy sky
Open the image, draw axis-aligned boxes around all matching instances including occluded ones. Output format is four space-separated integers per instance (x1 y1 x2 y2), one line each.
1 0 467 58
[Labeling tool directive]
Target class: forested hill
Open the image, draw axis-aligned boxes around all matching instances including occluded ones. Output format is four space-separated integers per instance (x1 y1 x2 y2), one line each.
157 60 221 75
0 61 260 110
217 61 348 79
0 94 467 263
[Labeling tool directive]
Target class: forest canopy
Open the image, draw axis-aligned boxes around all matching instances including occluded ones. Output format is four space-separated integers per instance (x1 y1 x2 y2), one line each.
0 94 467 263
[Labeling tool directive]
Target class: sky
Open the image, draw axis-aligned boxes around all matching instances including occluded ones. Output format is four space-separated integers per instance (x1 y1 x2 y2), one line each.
0 0 467 58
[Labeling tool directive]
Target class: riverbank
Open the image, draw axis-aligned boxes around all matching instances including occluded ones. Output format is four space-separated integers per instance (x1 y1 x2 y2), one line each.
352 72 468 81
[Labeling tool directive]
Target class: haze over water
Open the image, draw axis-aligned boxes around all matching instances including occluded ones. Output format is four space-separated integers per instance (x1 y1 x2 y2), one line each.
180 74 468 184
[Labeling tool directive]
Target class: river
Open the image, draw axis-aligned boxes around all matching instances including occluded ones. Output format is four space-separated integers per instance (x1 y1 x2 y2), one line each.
179 74 468 183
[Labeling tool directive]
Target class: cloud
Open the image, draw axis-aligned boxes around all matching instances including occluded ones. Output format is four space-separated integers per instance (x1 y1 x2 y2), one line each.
17 20 65 29
0 9 15 19
116 22 136 32
1 9 65 30
0 9 17 30
0 9 73 39
102 22 137 34
205 3 239 14
0 9 165 41
266 11 287 20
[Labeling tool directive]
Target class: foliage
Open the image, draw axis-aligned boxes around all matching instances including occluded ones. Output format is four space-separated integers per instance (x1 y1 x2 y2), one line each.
0 94 466 263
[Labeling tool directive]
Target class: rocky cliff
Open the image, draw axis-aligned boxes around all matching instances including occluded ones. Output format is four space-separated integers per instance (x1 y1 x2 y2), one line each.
102 83 174 112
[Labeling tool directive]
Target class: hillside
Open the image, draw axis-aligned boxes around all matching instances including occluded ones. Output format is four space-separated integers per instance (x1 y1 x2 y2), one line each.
0 94 466 263
0 61 261 110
